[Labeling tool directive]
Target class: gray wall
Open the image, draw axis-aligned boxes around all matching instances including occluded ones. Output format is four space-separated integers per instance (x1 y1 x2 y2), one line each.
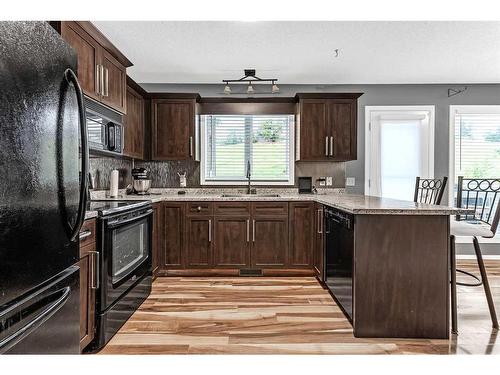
142 83 500 202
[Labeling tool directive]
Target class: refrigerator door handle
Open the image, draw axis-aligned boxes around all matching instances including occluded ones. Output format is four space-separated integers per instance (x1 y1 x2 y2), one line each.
64 68 88 242
0 287 70 353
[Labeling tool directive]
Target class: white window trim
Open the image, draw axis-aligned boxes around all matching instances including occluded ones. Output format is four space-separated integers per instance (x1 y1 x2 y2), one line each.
200 115 295 186
448 105 500 204
364 105 435 196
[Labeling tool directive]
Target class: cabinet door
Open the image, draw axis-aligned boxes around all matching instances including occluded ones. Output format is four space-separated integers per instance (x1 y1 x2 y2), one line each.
123 86 145 159
328 99 357 160
100 49 127 114
152 203 162 279
79 244 96 351
60 22 101 101
213 217 250 268
288 202 315 267
185 216 213 268
251 217 288 268
152 99 194 160
299 99 329 161
313 203 325 280
163 203 184 269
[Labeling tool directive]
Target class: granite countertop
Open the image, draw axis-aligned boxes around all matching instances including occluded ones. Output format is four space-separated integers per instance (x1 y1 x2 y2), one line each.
88 188 470 215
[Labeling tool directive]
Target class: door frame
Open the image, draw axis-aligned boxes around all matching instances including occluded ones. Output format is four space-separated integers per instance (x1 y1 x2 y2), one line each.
364 105 435 196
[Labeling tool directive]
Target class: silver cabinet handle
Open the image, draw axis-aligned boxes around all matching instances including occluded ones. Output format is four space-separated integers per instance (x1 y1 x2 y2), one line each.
208 219 212 242
104 67 109 97
325 136 329 156
79 230 92 241
95 64 100 95
252 219 255 242
330 136 334 156
246 220 250 242
317 209 323 234
100 65 105 96
189 136 193 157
89 251 100 289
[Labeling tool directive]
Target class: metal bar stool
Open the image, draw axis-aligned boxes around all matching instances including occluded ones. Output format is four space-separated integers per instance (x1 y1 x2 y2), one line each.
414 176 448 205
450 176 500 334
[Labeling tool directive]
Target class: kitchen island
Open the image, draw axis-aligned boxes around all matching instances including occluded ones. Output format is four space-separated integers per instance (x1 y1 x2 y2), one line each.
89 189 468 339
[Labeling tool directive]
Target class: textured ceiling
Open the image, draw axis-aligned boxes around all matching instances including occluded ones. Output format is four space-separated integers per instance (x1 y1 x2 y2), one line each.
93 21 500 84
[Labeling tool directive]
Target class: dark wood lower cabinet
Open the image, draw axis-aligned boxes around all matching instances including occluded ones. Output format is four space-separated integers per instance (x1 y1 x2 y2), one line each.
185 216 213 268
79 219 97 352
288 202 315 267
163 203 184 268
158 201 315 276
313 203 325 279
152 203 162 279
214 216 250 268
252 217 288 267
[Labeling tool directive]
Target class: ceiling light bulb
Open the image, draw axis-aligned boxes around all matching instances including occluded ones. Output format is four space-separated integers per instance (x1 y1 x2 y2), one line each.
247 83 254 94
224 84 231 95
272 83 279 93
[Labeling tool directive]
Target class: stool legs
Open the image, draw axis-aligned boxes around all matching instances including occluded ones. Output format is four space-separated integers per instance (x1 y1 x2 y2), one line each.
472 236 499 330
450 235 458 334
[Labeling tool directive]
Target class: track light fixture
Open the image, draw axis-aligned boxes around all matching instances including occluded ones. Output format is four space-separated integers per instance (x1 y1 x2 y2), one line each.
222 69 279 95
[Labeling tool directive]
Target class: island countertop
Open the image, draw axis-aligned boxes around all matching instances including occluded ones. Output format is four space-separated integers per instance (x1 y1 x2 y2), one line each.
89 189 470 216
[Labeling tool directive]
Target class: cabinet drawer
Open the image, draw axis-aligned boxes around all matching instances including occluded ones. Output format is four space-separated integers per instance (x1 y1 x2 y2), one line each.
252 202 288 216
79 219 96 248
186 202 214 216
214 202 250 216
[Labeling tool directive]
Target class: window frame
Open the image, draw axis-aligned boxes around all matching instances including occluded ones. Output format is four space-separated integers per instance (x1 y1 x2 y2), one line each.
448 105 500 204
200 114 295 186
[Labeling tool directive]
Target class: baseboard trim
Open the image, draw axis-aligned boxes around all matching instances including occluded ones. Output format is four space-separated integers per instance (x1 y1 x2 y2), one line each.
158 268 316 277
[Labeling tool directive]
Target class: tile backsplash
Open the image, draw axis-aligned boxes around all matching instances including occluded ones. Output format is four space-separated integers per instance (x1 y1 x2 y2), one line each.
90 156 345 190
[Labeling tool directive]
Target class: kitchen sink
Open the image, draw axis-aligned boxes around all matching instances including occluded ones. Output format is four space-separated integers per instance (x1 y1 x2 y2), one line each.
220 193 281 198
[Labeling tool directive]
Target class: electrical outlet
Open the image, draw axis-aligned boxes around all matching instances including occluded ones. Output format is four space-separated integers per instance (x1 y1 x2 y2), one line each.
326 177 333 186
318 177 326 187
346 177 355 186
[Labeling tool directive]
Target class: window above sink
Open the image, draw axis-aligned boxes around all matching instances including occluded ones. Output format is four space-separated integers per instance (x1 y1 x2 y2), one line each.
200 114 295 185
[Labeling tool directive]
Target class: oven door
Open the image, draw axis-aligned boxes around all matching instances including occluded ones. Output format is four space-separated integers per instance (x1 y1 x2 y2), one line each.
100 209 152 311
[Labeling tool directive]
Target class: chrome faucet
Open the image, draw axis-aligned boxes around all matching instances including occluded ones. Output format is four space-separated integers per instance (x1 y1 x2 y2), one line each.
246 160 252 194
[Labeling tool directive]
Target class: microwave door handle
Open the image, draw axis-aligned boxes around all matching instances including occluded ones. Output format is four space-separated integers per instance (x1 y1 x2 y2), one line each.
108 123 116 151
64 68 88 242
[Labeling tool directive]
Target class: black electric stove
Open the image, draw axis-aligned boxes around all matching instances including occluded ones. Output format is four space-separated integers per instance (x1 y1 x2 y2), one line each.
84 199 153 353
88 200 151 216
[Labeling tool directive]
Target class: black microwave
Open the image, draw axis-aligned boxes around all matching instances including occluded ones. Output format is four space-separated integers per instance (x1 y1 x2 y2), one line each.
85 98 123 155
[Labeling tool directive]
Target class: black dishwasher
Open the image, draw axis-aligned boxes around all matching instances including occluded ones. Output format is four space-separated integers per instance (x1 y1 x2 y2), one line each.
325 207 354 321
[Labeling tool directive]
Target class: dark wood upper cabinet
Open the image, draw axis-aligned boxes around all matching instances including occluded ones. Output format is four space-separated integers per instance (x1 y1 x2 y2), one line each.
288 202 315 267
295 93 362 161
100 49 127 113
163 203 184 268
151 98 196 160
214 217 250 268
59 22 101 101
52 21 131 114
123 83 145 159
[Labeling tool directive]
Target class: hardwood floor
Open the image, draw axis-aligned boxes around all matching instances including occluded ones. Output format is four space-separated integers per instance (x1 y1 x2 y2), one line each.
99 260 500 354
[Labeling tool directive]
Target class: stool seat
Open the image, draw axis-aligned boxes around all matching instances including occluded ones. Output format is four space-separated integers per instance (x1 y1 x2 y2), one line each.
451 219 495 238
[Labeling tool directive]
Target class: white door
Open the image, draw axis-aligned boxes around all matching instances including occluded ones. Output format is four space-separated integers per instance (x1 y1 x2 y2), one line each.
365 106 435 200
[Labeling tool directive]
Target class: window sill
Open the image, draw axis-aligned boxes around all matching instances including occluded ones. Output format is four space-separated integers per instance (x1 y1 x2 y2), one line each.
201 180 295 186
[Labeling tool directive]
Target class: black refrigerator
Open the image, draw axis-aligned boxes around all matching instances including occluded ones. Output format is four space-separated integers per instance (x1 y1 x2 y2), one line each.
0 21 88 354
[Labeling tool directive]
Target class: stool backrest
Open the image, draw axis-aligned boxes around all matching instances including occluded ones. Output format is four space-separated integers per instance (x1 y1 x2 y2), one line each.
414 176 448 205
456 176 500 235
